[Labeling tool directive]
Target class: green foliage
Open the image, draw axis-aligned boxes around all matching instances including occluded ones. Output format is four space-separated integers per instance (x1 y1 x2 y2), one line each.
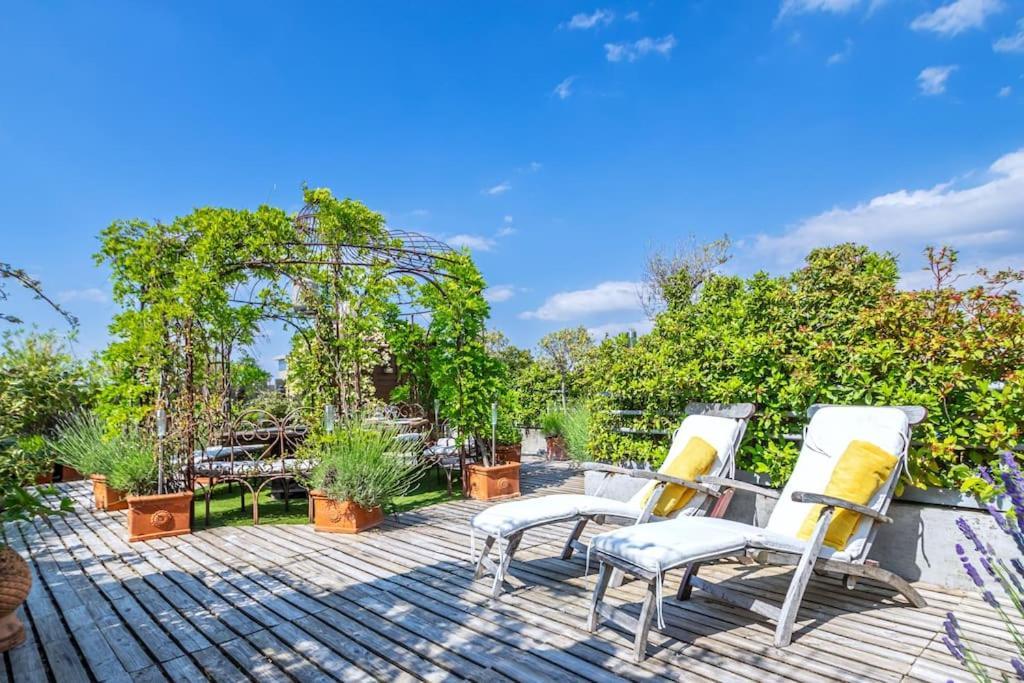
585 244 1024 488
299 418 424 510
0 435 53 489
50 412 111 477
561 404 592 463
415 253 504 463
106 430 159 497
1 484 73 526
0 330 95 439
241 391 297 419
540 410 565 438
230 356 271 404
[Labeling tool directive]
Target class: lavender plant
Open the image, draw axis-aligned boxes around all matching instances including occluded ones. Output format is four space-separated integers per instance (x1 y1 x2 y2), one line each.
944 451 1024 681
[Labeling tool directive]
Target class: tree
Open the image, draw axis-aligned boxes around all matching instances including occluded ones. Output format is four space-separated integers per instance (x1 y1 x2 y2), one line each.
537 327 594 409
639 234 731 317
230 356 271 404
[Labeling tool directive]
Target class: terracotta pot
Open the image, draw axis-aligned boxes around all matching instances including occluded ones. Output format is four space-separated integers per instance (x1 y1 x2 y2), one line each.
0 546 31 653
310 491 383 533
545 436 567 461
34 473 52 486
495 444 521 464
126 491 193 543
91 475 129 512
60 466 83 482
466 462 521 501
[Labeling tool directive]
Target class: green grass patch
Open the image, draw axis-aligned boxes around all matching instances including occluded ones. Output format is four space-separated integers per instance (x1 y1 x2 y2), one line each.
195 474 462 528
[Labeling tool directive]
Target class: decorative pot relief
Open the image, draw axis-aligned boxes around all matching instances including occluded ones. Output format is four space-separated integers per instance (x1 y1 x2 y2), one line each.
150 509 174 530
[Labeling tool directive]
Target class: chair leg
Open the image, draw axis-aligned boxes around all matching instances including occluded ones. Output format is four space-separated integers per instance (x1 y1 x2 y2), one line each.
492 532 523 599
677 562 702 601
561 518 588 560
633 580 659 663
587 563 612 632
775 509 830 647
474 536 496 579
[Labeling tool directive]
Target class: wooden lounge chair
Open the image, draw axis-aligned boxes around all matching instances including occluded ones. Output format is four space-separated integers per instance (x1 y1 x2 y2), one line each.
470 402 756 598
586 404 927 662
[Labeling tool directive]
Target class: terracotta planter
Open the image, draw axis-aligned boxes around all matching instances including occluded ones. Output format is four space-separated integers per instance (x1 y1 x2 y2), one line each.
467 462 521 501
545 436 567 461
126 491 193 543
0 546 31 653
60 466 83 482
495 443 521 464
311 491 383 533
91 475 129 512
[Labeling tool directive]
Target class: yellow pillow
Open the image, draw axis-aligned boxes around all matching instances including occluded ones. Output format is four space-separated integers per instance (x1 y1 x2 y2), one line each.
796 439 897 550
645 436 718 517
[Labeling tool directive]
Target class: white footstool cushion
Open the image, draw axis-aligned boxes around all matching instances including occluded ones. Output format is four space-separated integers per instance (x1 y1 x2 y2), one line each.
471 494 643 539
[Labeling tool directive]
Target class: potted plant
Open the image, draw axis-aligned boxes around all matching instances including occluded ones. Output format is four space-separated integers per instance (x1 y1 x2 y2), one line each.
540 410 567 461
0 483 72 652
494 412 522 464
106 430 192 543
466 407 522 501
50 412 129 511
301 418 423 534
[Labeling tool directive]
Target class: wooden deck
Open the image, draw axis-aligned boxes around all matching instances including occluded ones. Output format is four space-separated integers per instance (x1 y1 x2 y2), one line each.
2 459 1016 682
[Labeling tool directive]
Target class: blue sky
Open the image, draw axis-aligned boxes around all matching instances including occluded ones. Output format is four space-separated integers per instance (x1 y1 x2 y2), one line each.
2 0 1023 369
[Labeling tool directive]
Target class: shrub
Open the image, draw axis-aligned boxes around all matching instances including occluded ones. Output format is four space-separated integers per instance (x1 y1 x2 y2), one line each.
561 404 592 463
584 244 1024 488
300 418 424 511
0 435 53 488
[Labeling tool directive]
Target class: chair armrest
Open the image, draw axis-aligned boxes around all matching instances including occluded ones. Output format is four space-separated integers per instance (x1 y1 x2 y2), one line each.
698 476 781 499
790 491 893 524
580 462 633 476
628 470 721 498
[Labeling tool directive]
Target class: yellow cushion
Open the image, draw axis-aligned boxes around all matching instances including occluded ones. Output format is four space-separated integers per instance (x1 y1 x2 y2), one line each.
796 439 897 550
645 436 718 517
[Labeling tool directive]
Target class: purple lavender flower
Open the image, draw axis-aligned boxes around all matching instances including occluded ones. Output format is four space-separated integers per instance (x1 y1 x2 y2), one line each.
943 636 966 664
957 517 987 554
959 553 985 588
979 466 994 484
982 590 1000 608
1011 657 1024 680
1012 558 1024 581
979 555 997 577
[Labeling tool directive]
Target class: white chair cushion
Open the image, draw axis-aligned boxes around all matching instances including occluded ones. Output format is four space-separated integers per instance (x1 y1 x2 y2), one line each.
590 517 750 574
765 406 908 562
471 494 643 539
626 414 743 511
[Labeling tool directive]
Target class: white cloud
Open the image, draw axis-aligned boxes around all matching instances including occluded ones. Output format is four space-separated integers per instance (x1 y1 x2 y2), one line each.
754 147 1024 263
503 215 513 223
587 319 654 339
553 76 575 100
625 10 640 22
564 9 614 30
483 180 511 196
448 234 497 251
484 285 517 303
604 35 677 62
528 161 542 172
520 281 645 320
994 18 1024 52
918 65 957 95
827 39 854 65
496 226 516 237
408 208 430 218
58 287 107 304
910 0 1003 36
779 0 862 18
999 85 1013 97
